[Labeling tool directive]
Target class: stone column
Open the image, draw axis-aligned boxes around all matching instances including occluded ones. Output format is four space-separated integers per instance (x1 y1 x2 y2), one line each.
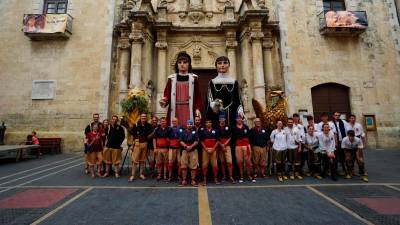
129 23 144 88
250 24 266 107
226 31 238 79
262 33 275 89
117 35 131 113
155 31 168 115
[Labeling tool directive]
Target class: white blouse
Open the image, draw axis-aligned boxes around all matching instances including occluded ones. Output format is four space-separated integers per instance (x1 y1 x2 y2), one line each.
270 129 287 151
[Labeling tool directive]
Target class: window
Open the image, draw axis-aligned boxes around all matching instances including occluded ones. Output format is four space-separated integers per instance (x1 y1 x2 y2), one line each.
44 0 68 14
323 0 346 11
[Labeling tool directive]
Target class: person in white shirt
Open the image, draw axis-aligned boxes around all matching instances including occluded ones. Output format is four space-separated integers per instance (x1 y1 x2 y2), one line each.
284 118 303 180
317 123 337 181
332 112 350 176
304 125 322 179
270 121 287 182
347 114 367 180
348 114 365 143
316 113 336 133
341 130 368 182
302 115 319 176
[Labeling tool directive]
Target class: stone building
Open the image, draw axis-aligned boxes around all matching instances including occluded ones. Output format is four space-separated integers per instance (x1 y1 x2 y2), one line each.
0 0 399 151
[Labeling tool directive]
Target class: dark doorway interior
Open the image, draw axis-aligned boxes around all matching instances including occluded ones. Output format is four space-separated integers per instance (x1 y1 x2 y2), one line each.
193 69 217 119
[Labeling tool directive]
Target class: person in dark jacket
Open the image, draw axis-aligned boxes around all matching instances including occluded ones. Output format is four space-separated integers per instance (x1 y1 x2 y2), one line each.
102 115 125 178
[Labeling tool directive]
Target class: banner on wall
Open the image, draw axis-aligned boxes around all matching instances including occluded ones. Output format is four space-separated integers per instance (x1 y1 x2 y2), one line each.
324 11 368 29
23 14 68 33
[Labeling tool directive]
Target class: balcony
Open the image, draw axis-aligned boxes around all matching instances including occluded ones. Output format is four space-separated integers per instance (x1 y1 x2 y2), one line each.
23 14 73 40
319 11 368 37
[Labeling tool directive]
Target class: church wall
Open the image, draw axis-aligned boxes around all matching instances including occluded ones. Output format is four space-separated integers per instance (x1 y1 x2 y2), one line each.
277 0 400 148
0 0 116 152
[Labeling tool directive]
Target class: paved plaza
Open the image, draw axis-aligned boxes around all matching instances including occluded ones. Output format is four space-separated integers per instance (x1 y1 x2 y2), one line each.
0 149 399 225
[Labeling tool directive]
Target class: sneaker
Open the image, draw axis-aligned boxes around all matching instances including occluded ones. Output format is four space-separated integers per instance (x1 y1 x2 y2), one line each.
345 174 352 179
290 175 295 180
314 175 322 180
229 177 236 184
252 179 257 183
191 180 198 187
179 180 187 186
239 178 244 183
283 175 288 180
296 175 303 180
277 176 283 182
128 176 134 182
139 174 146 180
362 176 369 182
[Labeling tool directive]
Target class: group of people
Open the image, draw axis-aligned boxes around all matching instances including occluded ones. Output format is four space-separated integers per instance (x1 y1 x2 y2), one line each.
83 111 368 186
83 53 368 186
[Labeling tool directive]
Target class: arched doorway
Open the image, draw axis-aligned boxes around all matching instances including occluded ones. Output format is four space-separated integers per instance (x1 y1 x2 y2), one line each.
311 83 351 122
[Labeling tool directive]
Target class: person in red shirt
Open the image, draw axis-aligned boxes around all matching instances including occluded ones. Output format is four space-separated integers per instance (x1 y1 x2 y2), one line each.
31 131 41 156
200 119 220 185
85 124 103 178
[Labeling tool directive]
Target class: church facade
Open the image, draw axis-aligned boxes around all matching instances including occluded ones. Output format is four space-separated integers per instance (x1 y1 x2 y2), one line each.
0 0 399 151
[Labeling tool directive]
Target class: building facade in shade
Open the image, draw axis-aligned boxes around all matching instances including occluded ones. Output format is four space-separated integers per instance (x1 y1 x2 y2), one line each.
0 0 399 152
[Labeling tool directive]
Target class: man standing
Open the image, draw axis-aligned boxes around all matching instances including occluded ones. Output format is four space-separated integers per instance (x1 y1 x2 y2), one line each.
129 113 152 181
84 113 102 174
103 115 125 178
318 123 337 181
232 115 252 183
179 120 199 187
332 112 350 175
153 117 170 181
249 118 269 180
160 52 202 127
206 56 244 127
168 117 183 182
284 118 303 180
200 119 220 185
217 115 234 183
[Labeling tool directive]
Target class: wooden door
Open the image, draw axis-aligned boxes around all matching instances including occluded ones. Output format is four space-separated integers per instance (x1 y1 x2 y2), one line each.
311 83 351 122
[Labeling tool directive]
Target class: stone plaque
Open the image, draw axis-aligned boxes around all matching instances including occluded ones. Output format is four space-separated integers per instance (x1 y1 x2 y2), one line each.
31 80 57 100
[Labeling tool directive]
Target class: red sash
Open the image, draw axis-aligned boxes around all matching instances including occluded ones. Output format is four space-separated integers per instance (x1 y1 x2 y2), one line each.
156 138 169 148
220 138 229 145
236 138 249 147
204 139 217 148
169 139 180 148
